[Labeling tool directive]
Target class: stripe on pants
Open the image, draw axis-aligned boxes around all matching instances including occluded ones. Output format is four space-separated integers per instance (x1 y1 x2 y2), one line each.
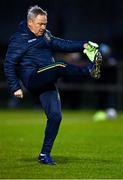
37 63 66 73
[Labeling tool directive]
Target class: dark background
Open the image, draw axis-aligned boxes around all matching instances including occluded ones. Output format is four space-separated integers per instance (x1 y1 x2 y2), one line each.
0 0 123 109
0 0 123 56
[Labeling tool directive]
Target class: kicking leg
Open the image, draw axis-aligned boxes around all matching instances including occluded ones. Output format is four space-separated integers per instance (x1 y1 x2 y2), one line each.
28 59 102 94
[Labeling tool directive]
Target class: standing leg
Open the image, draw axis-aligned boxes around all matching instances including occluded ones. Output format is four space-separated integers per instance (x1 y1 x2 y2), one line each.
39 89 62 156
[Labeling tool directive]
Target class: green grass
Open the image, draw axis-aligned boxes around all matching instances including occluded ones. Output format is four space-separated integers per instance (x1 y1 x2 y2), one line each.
1 109 123 179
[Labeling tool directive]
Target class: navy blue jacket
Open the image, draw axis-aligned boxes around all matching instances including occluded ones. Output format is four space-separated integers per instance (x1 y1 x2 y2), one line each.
4 20 85 93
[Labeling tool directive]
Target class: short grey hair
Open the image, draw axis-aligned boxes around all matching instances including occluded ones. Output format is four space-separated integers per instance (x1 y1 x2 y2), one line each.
27 5 47 20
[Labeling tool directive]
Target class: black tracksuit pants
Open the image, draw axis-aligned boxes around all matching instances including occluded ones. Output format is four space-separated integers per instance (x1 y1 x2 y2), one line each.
28 61 93 154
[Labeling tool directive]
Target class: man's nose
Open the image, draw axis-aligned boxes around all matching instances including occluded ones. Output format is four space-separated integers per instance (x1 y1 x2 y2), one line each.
42 25 46 30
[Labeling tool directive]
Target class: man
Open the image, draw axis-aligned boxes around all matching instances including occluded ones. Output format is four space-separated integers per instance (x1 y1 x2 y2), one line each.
4 5 102 165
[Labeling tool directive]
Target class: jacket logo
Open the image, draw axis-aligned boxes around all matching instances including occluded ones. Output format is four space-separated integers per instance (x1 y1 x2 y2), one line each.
28 38 37 43
21 33 28 36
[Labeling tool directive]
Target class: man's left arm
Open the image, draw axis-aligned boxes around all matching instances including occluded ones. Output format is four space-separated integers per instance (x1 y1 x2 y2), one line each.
44 30 100 62
51 36 86 52
44 30 86 52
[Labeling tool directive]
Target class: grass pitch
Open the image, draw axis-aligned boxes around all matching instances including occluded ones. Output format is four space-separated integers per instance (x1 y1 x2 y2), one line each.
0 109 123 179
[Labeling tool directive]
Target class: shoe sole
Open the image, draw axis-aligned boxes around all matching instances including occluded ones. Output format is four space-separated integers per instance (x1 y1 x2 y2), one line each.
93 51 102 79
38 160 56 165
38 158 56 165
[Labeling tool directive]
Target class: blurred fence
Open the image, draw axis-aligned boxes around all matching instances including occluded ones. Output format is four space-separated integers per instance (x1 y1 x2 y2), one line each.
58 63 123 110
0 60 123 110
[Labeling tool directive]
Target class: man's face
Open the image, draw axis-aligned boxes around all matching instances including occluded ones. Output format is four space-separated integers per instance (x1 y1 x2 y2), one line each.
28 14 47 37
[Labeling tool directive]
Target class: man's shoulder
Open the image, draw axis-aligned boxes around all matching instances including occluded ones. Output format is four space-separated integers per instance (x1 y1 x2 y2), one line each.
44 29 53 43
9 31 30 44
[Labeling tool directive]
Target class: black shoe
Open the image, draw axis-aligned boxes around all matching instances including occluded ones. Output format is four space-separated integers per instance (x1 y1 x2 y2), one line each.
90 51 102 79
38 154 56 165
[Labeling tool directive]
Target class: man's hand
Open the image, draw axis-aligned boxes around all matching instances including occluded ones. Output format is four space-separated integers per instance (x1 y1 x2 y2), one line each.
14 89 23 98
83 41 99 62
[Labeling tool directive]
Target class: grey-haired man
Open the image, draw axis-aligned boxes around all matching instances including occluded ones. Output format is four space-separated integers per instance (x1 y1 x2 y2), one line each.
4 5 102 165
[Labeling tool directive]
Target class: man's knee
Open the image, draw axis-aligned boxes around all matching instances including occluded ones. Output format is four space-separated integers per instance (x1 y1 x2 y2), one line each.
48 111 62 123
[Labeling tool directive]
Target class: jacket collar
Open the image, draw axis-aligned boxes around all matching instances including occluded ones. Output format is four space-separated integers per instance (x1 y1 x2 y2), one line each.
18 20 36 37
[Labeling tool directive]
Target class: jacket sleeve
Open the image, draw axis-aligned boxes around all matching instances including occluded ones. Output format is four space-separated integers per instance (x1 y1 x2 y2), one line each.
4 31 51 93
4 36 26 93
48 31 86 52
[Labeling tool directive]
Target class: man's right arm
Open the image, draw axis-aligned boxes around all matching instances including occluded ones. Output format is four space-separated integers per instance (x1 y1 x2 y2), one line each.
14 89 23 98
4 35 25 94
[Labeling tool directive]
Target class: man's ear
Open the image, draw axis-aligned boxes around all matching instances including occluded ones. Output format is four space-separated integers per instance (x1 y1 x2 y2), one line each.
28 19 33 26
